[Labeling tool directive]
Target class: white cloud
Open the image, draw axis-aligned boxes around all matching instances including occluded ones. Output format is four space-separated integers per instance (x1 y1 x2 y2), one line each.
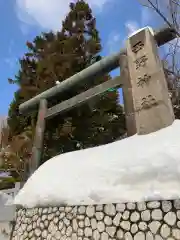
107 31 121 54
19 23 30 36
4 40 18 69
107 20 140 55
15 0 112 32
8 40 14 55
4 58 15 69
86 0 111 9
125 21 140 36
141 7 152 25
163 38 180 56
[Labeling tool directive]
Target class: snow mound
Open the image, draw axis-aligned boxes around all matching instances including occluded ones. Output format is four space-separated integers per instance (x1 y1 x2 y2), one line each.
14 120 180 208
128 26 154 38
0 192 14 206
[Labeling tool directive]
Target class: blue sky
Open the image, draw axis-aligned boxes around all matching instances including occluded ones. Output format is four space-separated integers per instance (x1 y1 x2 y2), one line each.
0 0 164 116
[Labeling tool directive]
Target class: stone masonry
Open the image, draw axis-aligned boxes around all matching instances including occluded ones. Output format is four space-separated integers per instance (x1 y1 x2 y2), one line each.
12 199 180 239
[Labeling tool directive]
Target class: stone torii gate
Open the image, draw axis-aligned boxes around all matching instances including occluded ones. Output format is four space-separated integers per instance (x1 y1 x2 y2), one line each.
19 26 177 177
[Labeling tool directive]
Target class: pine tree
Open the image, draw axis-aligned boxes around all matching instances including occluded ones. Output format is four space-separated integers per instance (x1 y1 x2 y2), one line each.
7 0 126 164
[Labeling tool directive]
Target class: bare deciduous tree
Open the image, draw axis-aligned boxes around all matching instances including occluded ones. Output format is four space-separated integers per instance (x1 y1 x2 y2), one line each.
138 0 180 117
0 122 33 186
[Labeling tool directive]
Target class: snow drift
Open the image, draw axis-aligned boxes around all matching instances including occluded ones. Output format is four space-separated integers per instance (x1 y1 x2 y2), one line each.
0 192 14 206
14 120 180 208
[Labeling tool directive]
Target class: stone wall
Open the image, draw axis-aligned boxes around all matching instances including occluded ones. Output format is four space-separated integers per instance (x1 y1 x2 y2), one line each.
12 200 180 239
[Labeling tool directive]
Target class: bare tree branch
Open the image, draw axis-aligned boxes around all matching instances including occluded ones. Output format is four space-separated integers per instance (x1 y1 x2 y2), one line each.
137 0 180 117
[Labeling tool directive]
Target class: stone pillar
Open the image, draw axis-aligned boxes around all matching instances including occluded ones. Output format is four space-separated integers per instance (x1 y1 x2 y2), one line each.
119 54 136 136
126 27 175 135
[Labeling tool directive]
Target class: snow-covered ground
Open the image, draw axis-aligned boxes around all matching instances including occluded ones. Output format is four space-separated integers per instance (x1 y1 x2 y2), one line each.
14 120 180 208
0 222 12 240
0 192 15 221
0 192 15 240
128 26 154 37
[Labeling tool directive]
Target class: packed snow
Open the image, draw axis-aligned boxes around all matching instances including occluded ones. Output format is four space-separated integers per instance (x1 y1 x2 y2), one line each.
128 26 154 38
0 192 14 206
14 120 180 208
